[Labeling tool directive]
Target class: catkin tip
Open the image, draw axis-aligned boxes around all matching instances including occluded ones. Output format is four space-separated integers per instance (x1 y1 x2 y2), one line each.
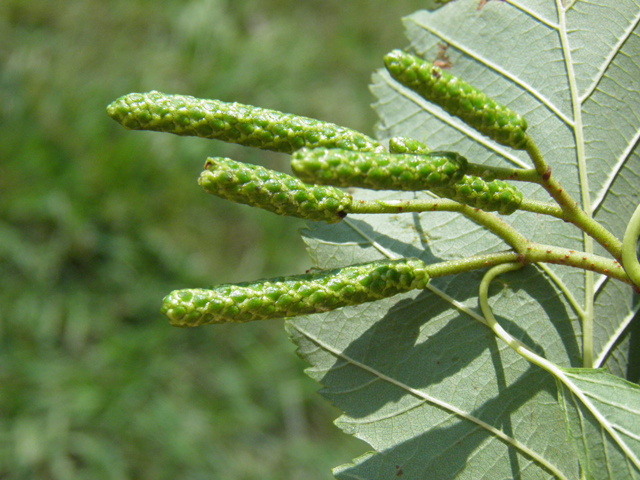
384 49 405 63
105 97 126 122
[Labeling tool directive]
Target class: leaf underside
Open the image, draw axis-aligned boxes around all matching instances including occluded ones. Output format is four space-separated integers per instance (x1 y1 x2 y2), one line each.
557 368 640 480
286 1 640 478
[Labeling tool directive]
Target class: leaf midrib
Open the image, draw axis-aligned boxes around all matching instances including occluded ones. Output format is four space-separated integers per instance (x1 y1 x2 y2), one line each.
555 0 594 367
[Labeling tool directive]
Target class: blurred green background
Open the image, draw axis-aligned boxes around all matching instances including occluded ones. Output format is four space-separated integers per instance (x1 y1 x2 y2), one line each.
0 1 427 478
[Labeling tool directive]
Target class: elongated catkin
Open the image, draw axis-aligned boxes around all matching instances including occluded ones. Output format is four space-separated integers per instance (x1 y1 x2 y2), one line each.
199 157 352 223
107 91 385 153
162 258 430 326
384 50 528 149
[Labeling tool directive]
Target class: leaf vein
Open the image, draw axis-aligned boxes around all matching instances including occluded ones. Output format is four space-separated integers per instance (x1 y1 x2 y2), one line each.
556 0 596 368
504 0 560 30
594 303 640 368
331 377 383 396
559 371 640 470
581 392 640 415
579 9 640 104
614 425 640 443
343 398 428 425
538 263 585 317
592 128 640 212
564 0 579 11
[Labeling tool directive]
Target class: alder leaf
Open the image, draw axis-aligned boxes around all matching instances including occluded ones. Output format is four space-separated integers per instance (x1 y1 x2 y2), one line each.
286 1 640 478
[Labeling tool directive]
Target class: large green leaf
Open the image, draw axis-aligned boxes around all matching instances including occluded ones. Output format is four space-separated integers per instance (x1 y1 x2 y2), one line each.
286 1 640 478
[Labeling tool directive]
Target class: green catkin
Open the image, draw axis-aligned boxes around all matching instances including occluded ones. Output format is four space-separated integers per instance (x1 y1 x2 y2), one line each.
434 175 523 215
384 50 529 150
388 136 431 154
199 157 352 223
291 147 467 191
290 148 522 214
161 258 430 327
107 91 385 154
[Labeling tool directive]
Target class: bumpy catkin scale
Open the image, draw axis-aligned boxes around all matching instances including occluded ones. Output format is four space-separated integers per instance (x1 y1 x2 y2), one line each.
107 91 385 154
435 175 523 215
388 136 431 154
162 258 430 327
199 157 352 223
291 148 467 191
384 50 528 150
